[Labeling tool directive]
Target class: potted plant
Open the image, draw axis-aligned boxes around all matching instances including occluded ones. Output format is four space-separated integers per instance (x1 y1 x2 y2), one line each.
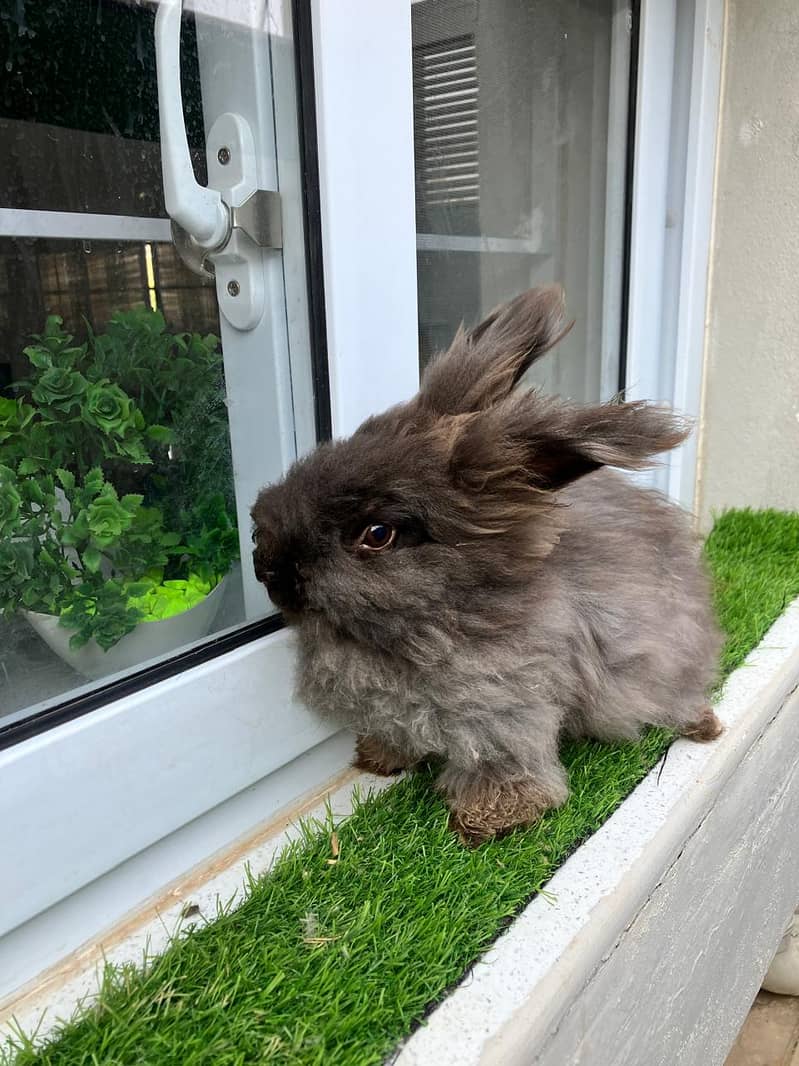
0 310 239 680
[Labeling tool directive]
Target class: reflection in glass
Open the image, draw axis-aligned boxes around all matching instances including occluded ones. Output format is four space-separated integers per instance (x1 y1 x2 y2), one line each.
1 0 206 217
412 0 631 402
0 0 268 722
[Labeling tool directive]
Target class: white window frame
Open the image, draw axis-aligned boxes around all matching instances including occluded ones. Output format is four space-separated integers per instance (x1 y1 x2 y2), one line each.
625 0 723 510
0 0 721 1002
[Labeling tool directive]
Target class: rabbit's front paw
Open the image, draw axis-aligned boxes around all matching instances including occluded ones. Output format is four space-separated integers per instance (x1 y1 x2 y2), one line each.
353 735 415 777
442 773 566 848
679 705 723 742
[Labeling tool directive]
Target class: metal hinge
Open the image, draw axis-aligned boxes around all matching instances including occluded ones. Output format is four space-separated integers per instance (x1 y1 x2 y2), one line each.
232 190 283 251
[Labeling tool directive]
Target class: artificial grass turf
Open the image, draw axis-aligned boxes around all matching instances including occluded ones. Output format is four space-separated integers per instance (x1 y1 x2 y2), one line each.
705 509 799 678
6 508 799 1066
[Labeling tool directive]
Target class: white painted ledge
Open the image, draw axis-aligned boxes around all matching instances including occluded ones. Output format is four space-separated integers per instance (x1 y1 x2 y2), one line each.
396 599 799 1066
0 762 395 1046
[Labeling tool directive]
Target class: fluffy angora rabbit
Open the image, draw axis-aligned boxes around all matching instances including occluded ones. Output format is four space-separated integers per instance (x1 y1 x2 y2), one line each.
252 287 722 844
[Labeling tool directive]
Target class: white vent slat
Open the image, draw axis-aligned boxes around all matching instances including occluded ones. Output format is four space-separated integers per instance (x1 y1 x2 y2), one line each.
414 33 479 213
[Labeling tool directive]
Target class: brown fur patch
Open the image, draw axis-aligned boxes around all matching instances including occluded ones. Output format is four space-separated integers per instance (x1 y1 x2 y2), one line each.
443 776 561 847
353 735 415 776
680 705 724 742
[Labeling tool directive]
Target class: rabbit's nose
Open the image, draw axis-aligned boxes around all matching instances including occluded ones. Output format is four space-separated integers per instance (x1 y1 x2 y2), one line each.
262 558 307 614
252 547 275 586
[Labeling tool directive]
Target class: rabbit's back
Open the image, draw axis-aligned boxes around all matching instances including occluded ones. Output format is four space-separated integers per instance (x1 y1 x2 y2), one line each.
296 469 720 755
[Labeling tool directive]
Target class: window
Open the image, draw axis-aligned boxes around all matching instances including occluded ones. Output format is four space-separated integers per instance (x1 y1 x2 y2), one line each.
0 0 721 1001
412 0 633 403
0 1 422 997
0 0 319 726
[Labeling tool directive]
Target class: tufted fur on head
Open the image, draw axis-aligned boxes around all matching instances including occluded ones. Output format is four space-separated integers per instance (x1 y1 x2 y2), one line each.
251 286 720 844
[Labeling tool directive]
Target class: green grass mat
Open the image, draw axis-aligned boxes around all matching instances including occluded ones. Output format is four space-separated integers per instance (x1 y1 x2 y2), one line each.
7 508 799 1066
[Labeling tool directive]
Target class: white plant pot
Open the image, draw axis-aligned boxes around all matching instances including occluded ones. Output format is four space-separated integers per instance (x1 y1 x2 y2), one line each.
24 577 227 681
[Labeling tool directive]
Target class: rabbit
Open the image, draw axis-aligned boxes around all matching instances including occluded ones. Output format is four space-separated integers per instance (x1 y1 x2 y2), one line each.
251 287 723 845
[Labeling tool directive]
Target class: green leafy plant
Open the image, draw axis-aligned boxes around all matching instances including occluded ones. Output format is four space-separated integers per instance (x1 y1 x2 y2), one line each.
0 310 239 652
86 307 236 519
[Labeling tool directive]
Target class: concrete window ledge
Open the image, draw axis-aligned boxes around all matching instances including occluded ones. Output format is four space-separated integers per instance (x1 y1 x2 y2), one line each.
396 600 799 1066
4 602 799 1063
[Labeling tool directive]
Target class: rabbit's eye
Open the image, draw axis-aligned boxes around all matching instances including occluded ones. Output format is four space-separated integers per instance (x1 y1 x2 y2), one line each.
358 523 396 552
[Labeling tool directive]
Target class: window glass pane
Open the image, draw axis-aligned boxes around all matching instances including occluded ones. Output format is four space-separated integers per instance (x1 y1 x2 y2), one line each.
1 0 205 217
412 0 632 402
0 2 314 723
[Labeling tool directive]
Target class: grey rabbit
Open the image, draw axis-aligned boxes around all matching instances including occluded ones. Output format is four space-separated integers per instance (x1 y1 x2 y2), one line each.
251 287 722 845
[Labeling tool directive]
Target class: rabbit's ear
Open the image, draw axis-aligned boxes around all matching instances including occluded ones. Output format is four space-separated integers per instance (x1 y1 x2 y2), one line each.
452 395 690 494
420 287 571 415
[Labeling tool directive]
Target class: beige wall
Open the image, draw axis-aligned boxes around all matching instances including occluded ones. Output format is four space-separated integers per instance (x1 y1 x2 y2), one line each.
696 0 799 530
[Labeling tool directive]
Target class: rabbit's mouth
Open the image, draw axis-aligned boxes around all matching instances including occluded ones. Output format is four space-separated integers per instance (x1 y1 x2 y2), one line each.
264 579 306 616
254 557 309 617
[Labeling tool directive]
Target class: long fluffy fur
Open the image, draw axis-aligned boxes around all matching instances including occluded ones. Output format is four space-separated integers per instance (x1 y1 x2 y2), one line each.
251 287 722 844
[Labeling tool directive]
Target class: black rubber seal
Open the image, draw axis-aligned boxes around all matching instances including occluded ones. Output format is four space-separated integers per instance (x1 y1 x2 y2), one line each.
618 0 641 395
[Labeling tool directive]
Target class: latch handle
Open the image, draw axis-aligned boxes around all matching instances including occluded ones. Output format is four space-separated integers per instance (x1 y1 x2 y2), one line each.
154 0 230 250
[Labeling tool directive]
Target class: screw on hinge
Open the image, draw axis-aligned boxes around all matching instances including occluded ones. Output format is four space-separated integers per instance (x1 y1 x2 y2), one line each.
227 280 240 297
217 146 231 165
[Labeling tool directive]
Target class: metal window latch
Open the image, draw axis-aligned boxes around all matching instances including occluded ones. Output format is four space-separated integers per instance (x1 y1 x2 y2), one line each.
231 191 283 250
154 0 281 331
